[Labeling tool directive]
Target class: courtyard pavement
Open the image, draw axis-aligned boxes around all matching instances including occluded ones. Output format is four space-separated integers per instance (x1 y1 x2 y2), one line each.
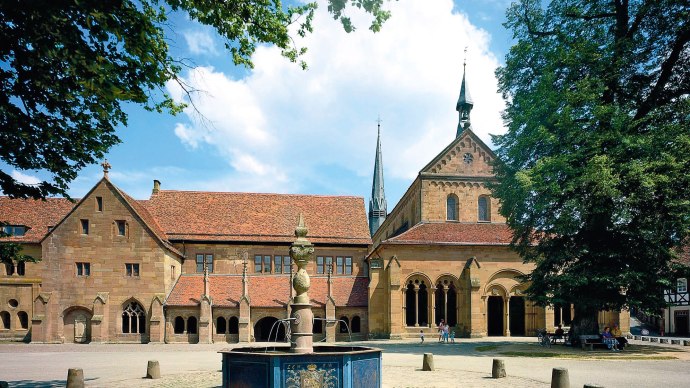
0 336 689 387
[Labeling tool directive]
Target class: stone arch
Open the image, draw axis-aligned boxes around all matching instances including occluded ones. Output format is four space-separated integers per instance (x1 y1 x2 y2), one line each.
254 316 285 342
478 195 491 222
62 306 93 344
446 194 459 221
404 273 432 327
434 274 459 327
121 298 146 336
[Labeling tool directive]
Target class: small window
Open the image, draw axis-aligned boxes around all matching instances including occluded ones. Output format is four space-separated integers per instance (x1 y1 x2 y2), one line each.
345 257 352 275
0 311 9 330
351 316 361 333
187 316 198 334
80 219 89 235
263 255 271 273
76 262 90 277
205 254 213 273
18 311 28 329
313 317 323 334
228 316 239 334
116 220 126 236
336 257 344 275
171 265 176 280
274 256 283 274
478 196 490 222
216 317 227 334
1 225 27 237
317 256 324 274
325 257 333 274
339 316 350 333
16 261 25 276
678 278 688 293
174 316 185 334
96 197 103 212
447 195 459 221
283 256 291 273
125 263 140 277
254 255 262 273
195 254 213 273
4 263 14 276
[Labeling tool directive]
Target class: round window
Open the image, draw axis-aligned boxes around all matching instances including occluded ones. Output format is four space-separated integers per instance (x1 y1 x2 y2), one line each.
8 299 19 308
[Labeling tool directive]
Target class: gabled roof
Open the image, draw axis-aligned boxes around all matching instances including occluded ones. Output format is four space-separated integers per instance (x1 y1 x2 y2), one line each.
419 127 497 175
143 191 372 245
0 197 75 243
166 275 369 308
382 222 513 246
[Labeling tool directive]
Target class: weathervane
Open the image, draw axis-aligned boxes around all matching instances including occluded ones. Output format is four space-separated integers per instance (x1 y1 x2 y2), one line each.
376 115 382 130
101 159 111 178
463 46 468 67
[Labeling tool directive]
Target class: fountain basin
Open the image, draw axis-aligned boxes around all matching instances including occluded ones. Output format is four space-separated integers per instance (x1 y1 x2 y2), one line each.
220 345 381 387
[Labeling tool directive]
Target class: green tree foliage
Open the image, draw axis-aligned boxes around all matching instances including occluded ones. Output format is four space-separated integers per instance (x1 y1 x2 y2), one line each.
0 0 391 199
493 0 690 334
0 224 36 270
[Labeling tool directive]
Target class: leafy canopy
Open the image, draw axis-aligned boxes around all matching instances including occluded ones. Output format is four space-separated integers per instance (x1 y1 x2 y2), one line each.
0 0 392 199
493 0 690 316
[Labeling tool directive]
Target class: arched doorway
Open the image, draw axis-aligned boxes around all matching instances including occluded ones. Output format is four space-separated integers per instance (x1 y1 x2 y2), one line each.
405 277 430 327
63 308 92 343
434 278 458 327
487 296 504 336
509 297 526 336
254 316 286 342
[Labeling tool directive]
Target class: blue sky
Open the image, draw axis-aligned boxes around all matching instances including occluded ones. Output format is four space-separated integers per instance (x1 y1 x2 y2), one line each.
7 0 514 210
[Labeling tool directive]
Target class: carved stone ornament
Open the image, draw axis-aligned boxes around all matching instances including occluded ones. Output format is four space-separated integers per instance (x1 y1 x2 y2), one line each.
491 288 498 296
470 277 480 288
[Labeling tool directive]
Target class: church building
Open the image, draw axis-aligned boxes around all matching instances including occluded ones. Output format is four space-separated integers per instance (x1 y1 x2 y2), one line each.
365 62 629 338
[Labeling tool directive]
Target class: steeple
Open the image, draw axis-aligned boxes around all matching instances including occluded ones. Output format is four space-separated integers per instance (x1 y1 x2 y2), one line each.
368 118 387 236
456 50 473 137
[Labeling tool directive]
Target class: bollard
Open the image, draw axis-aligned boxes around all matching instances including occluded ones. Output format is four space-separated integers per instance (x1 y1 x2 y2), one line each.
491 358 506 378
671 339 680 345
583 385 604 388
551 367 570 388
650 337 659 343
66 368 84 388
146 360 161 379
683 340 690 346
660 338 669 344
422 353 434 371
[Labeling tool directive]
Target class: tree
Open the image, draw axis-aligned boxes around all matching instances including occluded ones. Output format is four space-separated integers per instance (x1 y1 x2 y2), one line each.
0 0 391 199
492 0 690 337
0 224 36 274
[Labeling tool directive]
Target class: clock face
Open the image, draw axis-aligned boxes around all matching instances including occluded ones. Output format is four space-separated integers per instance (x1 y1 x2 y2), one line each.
463 153 473 164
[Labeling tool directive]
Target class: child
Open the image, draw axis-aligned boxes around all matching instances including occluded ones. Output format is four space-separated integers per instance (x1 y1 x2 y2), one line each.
450 330 455 343
420 330 425 343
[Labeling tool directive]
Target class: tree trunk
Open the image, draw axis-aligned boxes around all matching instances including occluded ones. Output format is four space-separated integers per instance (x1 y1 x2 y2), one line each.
569 306 599 347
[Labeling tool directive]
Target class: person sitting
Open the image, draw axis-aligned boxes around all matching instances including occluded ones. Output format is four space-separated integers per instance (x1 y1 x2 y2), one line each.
552 324 565 343
611 323 628 350
601 326 619 352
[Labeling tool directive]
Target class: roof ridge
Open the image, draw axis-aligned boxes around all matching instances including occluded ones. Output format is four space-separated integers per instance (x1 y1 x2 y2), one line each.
154 190 363 199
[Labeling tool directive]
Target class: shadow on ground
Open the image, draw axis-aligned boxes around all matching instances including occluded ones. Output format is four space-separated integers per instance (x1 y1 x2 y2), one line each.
8 378 98 387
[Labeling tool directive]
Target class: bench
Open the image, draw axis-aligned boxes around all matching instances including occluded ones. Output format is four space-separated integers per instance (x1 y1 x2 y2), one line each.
579 334 610 351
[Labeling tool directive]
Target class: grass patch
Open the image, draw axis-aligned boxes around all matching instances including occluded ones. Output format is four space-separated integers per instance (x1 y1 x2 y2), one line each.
498 351 677 360
474 345 500 352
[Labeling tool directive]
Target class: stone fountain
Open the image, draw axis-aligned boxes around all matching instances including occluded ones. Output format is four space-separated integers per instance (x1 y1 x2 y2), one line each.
220 215 381 387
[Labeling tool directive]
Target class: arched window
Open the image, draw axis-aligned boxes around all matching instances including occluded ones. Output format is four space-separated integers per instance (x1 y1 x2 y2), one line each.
339 316 350 333
122 301 146 334
478 196 490 222
228 316 239 334
446 194 459 221
17 311 28 329
187 316 198 334
351 316 361 333
0 311 9 329
313 316 323 334
16 261 25 276
174 316 185 334
216 317 227 334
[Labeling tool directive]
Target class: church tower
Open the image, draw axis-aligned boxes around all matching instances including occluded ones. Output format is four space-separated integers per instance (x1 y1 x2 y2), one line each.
368 120 387 236
456 57 473 137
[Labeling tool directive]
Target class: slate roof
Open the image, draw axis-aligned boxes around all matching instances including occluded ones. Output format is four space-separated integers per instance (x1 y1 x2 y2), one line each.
382 222 513 246
0 197 75 243
166 275 369 308
142 191 371 245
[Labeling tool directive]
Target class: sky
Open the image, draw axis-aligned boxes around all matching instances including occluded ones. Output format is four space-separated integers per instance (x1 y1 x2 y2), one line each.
7 0 515 211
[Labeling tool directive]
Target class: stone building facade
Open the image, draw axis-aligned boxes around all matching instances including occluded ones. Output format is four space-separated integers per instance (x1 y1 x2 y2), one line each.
0 176 370 343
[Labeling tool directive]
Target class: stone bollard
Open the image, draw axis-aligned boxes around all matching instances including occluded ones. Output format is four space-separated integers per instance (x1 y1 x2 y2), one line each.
671 339 680 345
551 367 570 388
583 385 604 388
683 340 690 346
422 353 434 371
66 368 84 388
491 358 506 378
650 337 659 343
660 338 669 344
146 360 161 379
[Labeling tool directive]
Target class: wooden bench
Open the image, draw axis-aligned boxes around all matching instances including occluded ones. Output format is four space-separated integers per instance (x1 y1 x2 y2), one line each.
579 334 609 350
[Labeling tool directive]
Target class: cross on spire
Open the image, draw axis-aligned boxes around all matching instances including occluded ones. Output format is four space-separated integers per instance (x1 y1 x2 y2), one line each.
101 159 111 178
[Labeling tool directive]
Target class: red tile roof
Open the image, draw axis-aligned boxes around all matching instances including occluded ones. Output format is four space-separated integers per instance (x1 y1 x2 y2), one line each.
166 275 368 308
0 197 75 243
383 222 513 246
142 191 371 245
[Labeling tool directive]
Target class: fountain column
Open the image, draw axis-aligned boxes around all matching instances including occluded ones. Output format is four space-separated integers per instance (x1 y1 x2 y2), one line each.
289 214 315 353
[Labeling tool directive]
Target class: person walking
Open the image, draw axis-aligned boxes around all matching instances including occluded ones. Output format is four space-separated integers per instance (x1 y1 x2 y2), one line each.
420 330 425 343
438 319 445 342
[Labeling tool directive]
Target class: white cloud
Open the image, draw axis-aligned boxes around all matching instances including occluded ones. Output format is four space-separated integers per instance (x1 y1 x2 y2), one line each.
11 170 41 185
168 0 506 198
183 30 219 56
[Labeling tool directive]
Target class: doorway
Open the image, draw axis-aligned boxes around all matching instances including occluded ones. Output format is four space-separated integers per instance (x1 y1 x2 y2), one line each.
675 310 689 336
254 316 286 342
509 297 526 336
487 296 504 336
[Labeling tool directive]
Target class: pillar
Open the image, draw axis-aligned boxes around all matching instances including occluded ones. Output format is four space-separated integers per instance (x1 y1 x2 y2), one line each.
198 295 212 344
238 296 251 342
414 287 420 327
91 293 109 343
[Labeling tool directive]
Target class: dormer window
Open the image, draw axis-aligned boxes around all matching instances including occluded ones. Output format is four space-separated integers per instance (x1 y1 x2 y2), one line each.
1 225 27 237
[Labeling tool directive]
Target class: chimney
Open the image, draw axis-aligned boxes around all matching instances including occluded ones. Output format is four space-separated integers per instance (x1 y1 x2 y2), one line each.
152 180 161 195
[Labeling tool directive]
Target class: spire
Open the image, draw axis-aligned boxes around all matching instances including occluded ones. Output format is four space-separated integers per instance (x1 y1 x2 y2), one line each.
456 48 473 137
368 117 387 236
